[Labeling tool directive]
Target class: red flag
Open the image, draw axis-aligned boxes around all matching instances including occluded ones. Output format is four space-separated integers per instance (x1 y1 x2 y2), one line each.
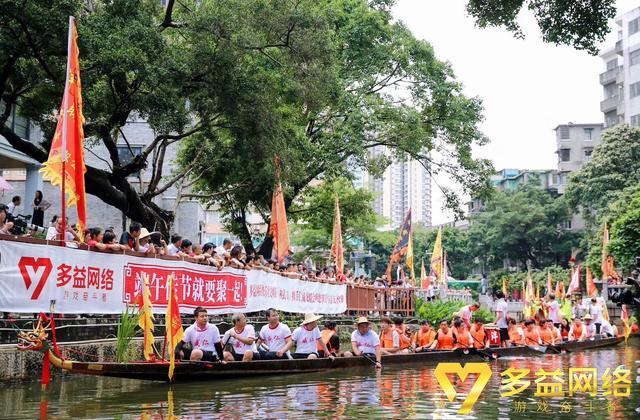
39 16 87 241
331 197 344 274
270 182 290 264
165 275 184 381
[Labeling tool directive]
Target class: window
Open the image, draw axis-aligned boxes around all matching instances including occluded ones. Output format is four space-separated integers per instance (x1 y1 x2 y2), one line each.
631 82 640 98
1 102 30 139
631 114 640 127
551 173 559 185
606 59 618 70
561 220 572 230
584 148 593 161
604 83 618 99
558 126 570 139
559 149 571 162
629 17 640 35
117 145 143 176
631 48 640 66
583 128 593 140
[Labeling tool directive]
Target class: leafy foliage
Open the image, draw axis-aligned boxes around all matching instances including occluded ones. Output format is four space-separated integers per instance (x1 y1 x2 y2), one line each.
465 0 617 55
415 299 465 325
468 179 582 270
115 305 139 363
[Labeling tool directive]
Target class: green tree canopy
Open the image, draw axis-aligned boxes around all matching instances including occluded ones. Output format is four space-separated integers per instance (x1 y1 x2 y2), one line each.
465 0 616 54
469 180 582 270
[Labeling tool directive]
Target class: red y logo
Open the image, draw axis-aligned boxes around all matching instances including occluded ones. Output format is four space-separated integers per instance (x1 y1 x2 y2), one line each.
18 257 53 300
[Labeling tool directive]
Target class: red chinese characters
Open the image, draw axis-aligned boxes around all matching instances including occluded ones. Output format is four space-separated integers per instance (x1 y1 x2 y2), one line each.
56 264 114 291
122 263 247 309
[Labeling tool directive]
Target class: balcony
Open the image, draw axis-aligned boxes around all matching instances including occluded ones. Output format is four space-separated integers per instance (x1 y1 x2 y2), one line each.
600 95 620 113
600 66 622 85
616 39 623 55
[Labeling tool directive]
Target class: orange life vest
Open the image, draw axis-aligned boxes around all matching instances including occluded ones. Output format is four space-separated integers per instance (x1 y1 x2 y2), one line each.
470 325 486 349
413 329 436 347
380 328 397 349
539 327 554 345
455 327 472 349
396 327 411 350
524 328 540 346
436 328 455 350
572 323 583 340
317 329 336 352
508 327 524 345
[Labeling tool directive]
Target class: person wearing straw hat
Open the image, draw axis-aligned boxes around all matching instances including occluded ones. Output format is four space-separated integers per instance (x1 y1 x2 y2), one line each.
350 317 382 368
579 314 596 341
289 313 334 359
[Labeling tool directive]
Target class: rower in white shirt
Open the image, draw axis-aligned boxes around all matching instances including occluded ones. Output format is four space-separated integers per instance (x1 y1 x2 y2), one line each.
287 313 334 359
256 308 293 360
351 317 382 369
579 314 597 341
222 313 259 362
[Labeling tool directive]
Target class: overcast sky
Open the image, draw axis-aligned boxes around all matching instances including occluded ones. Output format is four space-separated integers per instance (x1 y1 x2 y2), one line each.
391 0 638 224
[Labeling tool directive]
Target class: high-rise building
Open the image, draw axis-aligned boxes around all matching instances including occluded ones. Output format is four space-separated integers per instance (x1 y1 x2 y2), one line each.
352 146 432 229
599 7 640 127
554 123 604 194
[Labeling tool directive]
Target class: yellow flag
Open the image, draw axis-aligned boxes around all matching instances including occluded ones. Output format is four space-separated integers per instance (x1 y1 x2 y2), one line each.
420 258 429 289
331 197 344 274
430 227 443 284
137 274 155 361
407 222 415 285
502 278 508 296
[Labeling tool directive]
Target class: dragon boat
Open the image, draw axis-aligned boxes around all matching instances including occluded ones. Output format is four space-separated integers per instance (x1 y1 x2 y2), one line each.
17 317 625 382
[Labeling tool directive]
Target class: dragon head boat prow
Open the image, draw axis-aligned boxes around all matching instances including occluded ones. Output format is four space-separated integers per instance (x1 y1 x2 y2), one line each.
16 317 51 352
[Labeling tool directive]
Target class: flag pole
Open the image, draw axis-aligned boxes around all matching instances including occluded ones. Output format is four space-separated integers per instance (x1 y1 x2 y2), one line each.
60 16 74 242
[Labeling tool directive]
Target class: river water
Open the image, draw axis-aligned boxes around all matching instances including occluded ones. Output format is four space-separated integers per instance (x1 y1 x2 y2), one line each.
1 338 639 419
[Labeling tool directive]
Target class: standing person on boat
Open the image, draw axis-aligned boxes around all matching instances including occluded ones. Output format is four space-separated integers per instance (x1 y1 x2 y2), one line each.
393 318 412 352
494 291 509 347
588 297 604 334
579 314 596 340
452 318 473 349
459 303 480 329
507 318 524 346
429 320 455 350
178 307 223 362
379 317 404 354
350 317 382 368
288 313 334 359
256 308 293 360
470 317 489 349
568 317 584 341
318 321 350 357
523 320 542 346
544 294 560 328
222 313 260 362
412 320 436 352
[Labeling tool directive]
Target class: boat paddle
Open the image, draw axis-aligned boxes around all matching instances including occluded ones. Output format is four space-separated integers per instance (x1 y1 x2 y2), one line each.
361 353 381 368
526 345 547 354
470 334 498 360
539 339 562 354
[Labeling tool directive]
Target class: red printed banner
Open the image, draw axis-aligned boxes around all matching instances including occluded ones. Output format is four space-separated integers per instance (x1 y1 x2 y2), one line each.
0 240 346 314
122 263 247 309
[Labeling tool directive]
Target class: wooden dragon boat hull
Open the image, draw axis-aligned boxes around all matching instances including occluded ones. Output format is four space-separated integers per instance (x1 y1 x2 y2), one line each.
47 336 624 382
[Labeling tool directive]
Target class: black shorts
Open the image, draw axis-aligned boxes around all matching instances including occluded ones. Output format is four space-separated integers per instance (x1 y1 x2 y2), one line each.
259 350 289 360
595 323 601 334
200 350 217 362
232 351 260 361
499 328 509 341
293 352 318 359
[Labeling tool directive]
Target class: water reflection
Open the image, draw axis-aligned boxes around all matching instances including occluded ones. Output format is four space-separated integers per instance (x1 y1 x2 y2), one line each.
1 339 639 419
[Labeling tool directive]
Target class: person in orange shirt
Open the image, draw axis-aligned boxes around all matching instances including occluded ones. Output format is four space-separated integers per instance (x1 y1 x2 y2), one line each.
523 319 542 346
452 319 473 349
537 319 556 346
507 318 524 346
379 317 402 355
470 317 489 349
393 318 412 352
568 317 584 341
429 320 455 350
548 319 562 343
412 320 436 352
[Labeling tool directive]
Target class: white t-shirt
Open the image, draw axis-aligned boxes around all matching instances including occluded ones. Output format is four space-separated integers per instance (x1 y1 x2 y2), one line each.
547 300 560 323
259 322 292 353
215 245 228 258
7 202 16 214
580 322 596 340
46 227 74 241
167 243 179 256
351 329 380 354
496 299 508 328
292 326 322 354
183 323 221 352
223 324 257 355
600 320 614 336
460 306 472 324
590 302 603 323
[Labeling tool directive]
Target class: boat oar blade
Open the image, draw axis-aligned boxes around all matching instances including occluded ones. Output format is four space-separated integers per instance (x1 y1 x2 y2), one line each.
528 345 547 354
